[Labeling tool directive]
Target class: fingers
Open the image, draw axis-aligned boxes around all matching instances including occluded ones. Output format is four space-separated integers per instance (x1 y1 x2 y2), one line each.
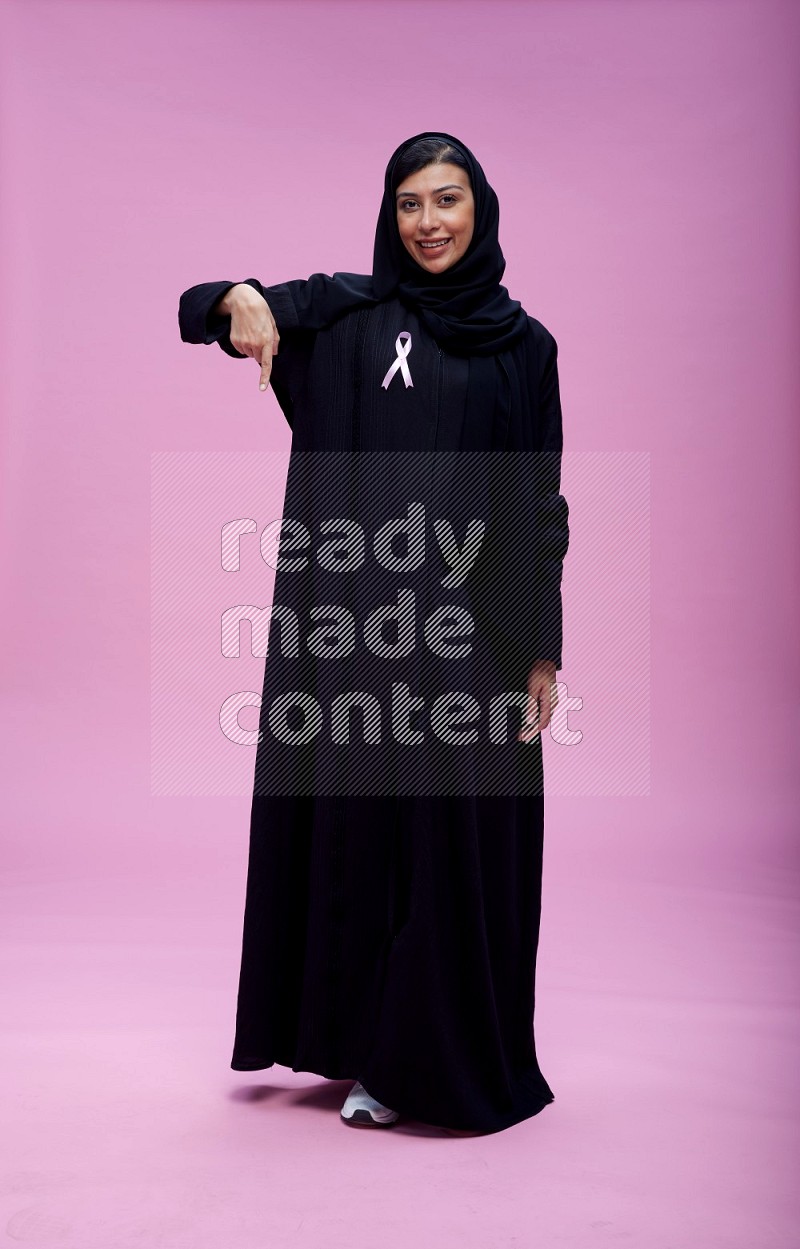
537 680 559 733
259 342 274 391
227 292 280 391
517 696 540 742
517 680 559 742
258 314 280 389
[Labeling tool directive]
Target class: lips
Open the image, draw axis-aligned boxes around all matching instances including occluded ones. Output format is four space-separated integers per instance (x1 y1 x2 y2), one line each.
418 238 451 251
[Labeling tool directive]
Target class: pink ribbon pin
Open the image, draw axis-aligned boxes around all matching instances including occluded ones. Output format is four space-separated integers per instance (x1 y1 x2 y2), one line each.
381 331 414 390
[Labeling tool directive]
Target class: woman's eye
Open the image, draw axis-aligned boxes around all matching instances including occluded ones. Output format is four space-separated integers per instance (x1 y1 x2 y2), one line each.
399 196 458 211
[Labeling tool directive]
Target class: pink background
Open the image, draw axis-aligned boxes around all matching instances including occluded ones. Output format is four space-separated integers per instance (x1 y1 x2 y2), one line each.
1 1 798 1246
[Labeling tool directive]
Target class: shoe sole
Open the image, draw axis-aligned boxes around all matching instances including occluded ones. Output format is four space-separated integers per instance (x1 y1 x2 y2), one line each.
341 1109 398 1128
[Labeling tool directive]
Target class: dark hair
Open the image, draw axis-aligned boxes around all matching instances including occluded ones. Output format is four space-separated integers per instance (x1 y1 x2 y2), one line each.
391 137 472 195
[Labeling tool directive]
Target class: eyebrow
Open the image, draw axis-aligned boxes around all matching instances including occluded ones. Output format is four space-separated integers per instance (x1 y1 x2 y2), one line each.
395 184 465 200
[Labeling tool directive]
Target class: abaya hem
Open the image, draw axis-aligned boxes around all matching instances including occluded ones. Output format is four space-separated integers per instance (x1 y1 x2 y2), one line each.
229 1054 554 1135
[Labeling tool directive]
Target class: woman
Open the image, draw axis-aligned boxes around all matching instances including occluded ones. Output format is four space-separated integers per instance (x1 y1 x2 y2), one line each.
178 131 569 1134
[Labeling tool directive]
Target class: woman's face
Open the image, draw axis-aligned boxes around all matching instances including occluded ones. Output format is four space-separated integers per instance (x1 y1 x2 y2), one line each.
395 162 475 273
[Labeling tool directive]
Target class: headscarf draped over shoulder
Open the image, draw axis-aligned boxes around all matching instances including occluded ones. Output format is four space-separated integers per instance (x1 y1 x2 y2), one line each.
371 130 530 357
272 132 538 450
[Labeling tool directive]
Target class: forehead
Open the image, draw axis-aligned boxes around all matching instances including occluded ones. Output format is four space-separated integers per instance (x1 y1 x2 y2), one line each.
395 162 472 197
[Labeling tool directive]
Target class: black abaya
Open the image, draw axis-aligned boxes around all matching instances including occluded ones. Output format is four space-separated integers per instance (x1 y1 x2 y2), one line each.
178 274 569 1133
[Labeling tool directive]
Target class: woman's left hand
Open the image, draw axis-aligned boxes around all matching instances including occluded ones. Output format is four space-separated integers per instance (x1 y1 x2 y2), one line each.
517 659 559 742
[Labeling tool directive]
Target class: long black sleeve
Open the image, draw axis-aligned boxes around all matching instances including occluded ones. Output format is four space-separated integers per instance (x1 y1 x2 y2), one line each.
177 279 300 355
177 272 377 428
530 331 569 671
177 278 317 427
178 271 376 352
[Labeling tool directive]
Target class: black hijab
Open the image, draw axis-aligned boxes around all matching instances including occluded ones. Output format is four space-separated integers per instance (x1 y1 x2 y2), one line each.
252 132 532 448
371 130 530 358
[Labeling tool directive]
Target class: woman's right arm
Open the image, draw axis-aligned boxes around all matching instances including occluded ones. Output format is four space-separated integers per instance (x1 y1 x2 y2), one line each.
178 279 285 390
178 271 376 389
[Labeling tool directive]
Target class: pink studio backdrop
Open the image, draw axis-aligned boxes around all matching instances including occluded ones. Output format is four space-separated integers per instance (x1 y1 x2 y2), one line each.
0 0 796 879
1 3 798 1248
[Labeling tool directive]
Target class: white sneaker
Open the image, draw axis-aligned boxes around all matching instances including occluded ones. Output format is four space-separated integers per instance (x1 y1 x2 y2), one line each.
340 1080 399 1127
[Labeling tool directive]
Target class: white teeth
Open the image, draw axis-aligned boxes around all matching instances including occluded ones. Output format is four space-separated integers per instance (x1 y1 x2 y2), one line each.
420 240 449 248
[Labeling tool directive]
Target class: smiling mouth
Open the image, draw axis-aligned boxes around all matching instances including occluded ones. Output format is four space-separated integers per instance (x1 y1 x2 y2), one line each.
417 238 451 251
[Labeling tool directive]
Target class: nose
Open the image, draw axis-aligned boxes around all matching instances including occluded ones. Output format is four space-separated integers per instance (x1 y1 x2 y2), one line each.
420 201 441 231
